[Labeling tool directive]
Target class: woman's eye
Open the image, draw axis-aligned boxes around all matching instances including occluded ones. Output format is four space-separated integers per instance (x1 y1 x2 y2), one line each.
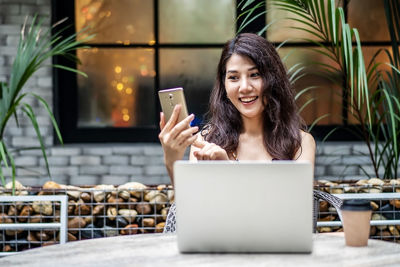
251 72 260 78
227 75 238 81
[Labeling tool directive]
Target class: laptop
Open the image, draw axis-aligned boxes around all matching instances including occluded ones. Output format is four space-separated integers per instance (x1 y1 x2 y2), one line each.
173 160 313 253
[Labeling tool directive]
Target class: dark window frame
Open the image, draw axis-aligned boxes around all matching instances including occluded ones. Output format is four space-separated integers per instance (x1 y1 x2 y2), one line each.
51 0 387 143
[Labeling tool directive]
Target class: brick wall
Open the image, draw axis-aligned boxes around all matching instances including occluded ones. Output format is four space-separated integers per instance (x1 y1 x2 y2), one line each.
0 0 394 187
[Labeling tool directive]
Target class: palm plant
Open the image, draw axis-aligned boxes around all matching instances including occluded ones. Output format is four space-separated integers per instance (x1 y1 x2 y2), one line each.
0 16 92 193
238 0 400 179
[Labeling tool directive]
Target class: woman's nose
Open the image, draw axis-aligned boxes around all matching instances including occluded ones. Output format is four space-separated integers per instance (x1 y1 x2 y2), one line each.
239 77 252 92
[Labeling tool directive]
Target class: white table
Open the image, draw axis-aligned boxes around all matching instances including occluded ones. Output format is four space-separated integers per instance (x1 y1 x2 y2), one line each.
1 233 400 266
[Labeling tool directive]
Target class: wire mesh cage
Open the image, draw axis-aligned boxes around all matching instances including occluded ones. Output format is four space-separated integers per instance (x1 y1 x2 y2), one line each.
315 179 400 243
0 195 68 256
0 184 173 254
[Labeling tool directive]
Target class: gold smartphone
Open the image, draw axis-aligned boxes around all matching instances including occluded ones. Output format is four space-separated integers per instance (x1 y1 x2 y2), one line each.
158 87 189 123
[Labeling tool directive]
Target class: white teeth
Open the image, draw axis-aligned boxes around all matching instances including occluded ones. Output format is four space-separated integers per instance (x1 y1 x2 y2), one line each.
240 96 257 103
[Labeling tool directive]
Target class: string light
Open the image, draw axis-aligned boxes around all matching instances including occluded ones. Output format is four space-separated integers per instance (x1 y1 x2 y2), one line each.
123 114 130 121
116 83 124 91
115 66 122 73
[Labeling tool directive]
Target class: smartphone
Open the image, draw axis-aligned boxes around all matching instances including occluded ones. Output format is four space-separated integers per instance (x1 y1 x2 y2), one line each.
158 87 189 123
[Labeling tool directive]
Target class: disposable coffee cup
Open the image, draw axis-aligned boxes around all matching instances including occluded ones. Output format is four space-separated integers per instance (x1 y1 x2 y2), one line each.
341 199 372 247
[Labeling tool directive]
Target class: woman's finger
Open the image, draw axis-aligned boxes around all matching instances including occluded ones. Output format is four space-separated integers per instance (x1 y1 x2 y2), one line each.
159 112 166 131
163 104 181 132
169 114 194 139
176 126 199 146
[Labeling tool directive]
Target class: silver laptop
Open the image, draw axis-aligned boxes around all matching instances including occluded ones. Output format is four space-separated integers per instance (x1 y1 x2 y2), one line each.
173 160 313 253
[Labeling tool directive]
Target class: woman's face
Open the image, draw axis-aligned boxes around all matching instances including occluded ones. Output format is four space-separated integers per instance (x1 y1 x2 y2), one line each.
224 53 264 121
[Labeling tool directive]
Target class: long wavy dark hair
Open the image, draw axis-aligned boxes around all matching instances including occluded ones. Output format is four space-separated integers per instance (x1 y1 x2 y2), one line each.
203 33 305 160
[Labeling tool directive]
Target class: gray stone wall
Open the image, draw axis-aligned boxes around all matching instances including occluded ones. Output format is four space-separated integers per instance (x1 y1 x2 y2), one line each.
0 0 395 187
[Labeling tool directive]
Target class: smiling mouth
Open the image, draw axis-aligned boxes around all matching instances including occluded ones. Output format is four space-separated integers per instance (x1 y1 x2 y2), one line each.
239 96 258 104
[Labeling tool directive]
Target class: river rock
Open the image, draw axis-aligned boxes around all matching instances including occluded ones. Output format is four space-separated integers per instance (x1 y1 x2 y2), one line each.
368 178 384 186
120 224 139 235
390 199 400 209
67 232 77 241
19 205 33 222
0 213 13 223
93 184 115 202
28 215 45 223
107 207 117 221
93 205 105 216
318 227 332 233
155 222 165 233
372 213 387 230
103 226 119 237
370 201 379 210
117 190 131 200
143 218 155 227
43 181 62 190
68 216 86 229
115 216 129 228
32 201 53 215
81 224 103 239
343 185 357 193
63 185 81 200
149 193 168 210
379 204 398 220
136 202 152 215
84 216 93 225
3 245 12 252
36 231 52 241
370 226 377 236
74 199 91 215
7 205 17 216
27 232 38 242
107 195 125 206
389 225 400 236
5 180 28 195
161 207 169 220
118 209 137 223
80 192 92 202
356 179 369 186
319 201 328 212
118 182 147 198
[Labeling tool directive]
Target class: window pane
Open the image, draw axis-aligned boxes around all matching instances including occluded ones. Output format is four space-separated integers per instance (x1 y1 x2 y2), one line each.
159 48 222 123
348 0 390 42
77 48 156 128
75 0 154 44
267 1 342 43
278 47 343 125
159 0 235 43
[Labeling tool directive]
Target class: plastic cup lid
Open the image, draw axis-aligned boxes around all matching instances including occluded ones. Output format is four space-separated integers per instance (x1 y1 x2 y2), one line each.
341 199 372 211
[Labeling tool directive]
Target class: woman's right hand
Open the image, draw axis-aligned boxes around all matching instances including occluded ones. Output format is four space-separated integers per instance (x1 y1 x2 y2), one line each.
158 105 199 179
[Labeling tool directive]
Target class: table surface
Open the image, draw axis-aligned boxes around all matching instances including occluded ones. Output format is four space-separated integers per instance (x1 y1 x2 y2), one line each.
1 233 400 267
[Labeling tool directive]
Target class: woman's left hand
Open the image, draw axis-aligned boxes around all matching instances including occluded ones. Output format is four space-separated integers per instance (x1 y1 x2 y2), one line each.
192 140 230 160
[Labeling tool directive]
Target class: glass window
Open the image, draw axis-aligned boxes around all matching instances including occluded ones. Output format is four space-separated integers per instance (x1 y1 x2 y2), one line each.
347 0 390 42
159 48 222 121
77 48 156 128
159 0 236 43
75 0 154 44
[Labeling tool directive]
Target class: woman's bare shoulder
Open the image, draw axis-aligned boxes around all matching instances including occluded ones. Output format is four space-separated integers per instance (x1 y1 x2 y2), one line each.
300 130 315 145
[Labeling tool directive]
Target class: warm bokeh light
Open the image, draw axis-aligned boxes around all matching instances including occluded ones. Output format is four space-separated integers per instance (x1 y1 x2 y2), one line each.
115 66 122 73
122 108 129 114
123 114 130 121
148 40 156 45
116 83 124 91
126 88 133 94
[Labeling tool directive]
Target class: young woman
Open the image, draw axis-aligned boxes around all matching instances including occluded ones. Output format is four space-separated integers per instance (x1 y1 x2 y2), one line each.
158 33 337 233
159 33 315 183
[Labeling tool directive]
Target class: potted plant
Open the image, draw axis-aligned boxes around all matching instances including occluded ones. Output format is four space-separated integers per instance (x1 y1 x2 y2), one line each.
0 15 92 194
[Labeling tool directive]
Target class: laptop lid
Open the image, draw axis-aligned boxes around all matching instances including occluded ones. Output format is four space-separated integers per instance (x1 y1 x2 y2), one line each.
174 160 313 253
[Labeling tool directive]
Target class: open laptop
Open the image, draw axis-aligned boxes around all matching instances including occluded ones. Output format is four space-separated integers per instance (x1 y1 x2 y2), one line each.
173 160 313 253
